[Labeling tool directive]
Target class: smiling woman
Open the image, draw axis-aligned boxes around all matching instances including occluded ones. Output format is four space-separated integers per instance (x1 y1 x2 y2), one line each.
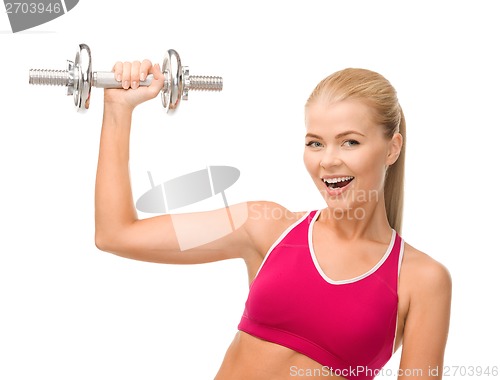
303 99 403 230
94 62 451 379
304 68 406 234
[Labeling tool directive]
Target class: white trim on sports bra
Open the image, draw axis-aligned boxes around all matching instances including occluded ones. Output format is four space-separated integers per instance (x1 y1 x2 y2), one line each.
251 210 311 283
308 209 397 285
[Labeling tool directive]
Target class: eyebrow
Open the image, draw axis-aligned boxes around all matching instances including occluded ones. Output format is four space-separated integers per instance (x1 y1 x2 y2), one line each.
305 130 366 139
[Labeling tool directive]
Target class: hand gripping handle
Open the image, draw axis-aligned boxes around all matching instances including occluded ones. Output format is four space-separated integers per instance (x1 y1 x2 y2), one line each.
92 72 155 88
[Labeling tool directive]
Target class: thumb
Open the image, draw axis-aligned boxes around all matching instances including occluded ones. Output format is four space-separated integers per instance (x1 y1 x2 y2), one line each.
147 63 165 97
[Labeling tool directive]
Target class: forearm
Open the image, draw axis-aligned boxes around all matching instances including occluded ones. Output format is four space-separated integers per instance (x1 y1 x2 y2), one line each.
95 102 137 246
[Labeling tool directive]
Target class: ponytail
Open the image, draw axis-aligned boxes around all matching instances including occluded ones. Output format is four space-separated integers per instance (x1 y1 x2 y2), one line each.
384 108 405 234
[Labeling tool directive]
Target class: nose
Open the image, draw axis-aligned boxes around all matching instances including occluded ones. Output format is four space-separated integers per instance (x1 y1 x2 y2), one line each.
320 148 343 170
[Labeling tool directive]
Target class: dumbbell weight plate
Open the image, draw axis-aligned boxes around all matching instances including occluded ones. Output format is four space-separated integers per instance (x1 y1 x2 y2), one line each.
74 44 92 111
89 48 180 113
161 49 182 112
73 44 175 113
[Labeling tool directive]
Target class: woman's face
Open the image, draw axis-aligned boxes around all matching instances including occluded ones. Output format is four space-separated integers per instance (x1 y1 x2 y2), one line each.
303 99 401 214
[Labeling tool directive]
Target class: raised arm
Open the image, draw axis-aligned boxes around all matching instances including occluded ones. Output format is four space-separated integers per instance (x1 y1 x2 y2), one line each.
94 59 290 267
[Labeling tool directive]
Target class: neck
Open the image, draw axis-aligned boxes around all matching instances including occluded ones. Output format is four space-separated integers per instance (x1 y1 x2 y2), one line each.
318 196 392 241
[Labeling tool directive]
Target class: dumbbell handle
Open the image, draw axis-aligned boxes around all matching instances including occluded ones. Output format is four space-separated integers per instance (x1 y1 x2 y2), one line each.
93 72 224 91
29 68 223 91
29 69 223 90
28 69 157 90
93 72 154 88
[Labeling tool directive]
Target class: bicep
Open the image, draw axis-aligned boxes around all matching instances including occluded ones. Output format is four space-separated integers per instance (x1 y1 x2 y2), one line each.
96 201 257 264
398 259 452 379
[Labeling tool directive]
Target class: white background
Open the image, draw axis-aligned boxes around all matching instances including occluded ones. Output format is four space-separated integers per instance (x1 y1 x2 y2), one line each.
1 1 499 379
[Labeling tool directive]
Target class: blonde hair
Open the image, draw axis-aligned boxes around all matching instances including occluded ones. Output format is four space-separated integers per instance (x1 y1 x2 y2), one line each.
305 68 406 234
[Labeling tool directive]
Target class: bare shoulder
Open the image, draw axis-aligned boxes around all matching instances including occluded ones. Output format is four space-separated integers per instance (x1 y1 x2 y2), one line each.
242 201 308 282
402 243 452 285
246 201 308 222
244 201 308 257
400 242 452 300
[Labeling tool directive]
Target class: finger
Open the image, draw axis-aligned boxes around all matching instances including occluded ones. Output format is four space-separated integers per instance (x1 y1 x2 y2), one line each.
122 61 131 89
151 63 163 80
113 61 123 82
148 63 165 94
139 59 153 82
130 60 141 89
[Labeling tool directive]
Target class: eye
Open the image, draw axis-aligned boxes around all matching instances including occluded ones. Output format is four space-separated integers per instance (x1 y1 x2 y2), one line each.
342 139 360 148
305 141 323 148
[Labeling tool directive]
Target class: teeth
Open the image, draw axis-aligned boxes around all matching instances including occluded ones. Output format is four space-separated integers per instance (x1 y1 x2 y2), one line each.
322 176 354 184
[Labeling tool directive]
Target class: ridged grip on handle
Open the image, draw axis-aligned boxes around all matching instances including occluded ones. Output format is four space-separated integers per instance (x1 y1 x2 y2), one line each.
29 70 223 91
29 69 70 86
189 76 223 91
93 72 222 91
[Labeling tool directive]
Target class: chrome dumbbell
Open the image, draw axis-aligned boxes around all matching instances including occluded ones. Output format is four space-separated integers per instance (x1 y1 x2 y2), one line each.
28 43 223 113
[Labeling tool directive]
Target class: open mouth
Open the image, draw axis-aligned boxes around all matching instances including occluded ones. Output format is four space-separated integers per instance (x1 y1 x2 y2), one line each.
322 176 354 190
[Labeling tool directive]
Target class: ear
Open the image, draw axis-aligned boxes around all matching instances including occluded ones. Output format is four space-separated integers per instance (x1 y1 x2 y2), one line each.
386 133 403 166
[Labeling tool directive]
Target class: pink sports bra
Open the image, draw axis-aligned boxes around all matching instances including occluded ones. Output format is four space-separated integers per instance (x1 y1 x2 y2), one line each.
238 210 404 380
